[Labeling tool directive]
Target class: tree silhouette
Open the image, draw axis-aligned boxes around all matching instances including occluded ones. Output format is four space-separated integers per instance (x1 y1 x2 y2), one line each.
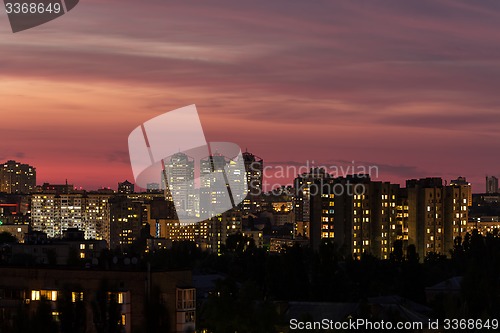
91 280 123 333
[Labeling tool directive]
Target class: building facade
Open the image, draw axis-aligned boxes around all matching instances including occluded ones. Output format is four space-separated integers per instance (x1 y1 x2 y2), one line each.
0 267 195 333
0 160 36 194
31 193 111 242
407 178 469 259
242 151 263 214
294 168 331 239
486 176 499 194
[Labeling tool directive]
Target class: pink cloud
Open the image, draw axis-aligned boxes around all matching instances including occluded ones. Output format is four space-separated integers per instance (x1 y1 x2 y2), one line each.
0 0 499 191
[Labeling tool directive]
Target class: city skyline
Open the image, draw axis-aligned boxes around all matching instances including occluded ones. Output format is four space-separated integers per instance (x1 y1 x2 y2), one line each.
2 1 500 191
1 157 497 195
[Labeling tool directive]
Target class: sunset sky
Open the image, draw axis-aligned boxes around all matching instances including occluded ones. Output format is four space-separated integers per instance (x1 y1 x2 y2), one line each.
1 0 500 191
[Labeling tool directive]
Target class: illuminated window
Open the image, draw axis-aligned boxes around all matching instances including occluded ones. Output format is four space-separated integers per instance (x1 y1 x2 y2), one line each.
80 244 85 250
72 292 83 302
117 292 124 304
31 290 40 301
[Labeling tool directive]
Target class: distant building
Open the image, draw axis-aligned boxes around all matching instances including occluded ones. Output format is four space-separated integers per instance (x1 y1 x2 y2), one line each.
145 197 177 238
294 168 331 239
309 175 405 259
199 152 247 220
31 193 111 242
407 178 469 259
164 152 196 218
38 182 74 194
109 196 144 250
0 160 36 194
242 230 264 248
150 218 198 243
468 192 500 234
146 238 172 252
486 176 499 194
273 211 295 226
269 237 309 253
450 177 472 206
118 180 135 194
307 175 471 260
0 193 31 225
260 191 295 228
206 210 242 254
242 151 263 213
146 182 160 192
467 216 500 235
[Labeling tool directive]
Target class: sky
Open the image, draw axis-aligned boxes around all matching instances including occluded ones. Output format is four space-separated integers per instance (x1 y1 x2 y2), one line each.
1 0 500 192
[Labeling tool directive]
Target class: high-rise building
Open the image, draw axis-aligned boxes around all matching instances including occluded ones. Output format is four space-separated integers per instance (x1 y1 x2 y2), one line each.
407 178 469 259
206 209 242 254
0 160 36 194
109 195 144 250
294 168 331 239
164 152 195 218
31 193 111 242
450 176 472 206
375 181 404 259
199 152 247 219
444 182 469 249
242 151 263 213
226 154 248 206
407 178 445 259
486 176 499 194
309 175 404 259
84 194 112 241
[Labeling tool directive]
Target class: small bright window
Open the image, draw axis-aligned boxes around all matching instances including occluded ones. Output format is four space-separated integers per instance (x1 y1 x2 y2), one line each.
31 290 40 301
118 292 124 304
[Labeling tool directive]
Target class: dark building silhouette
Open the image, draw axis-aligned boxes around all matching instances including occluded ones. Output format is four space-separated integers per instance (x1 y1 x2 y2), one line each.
109 196 144 250
0 267 195 333
118 180 135 194
242 151 263 213
0 160 36 194
486 175 499 194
